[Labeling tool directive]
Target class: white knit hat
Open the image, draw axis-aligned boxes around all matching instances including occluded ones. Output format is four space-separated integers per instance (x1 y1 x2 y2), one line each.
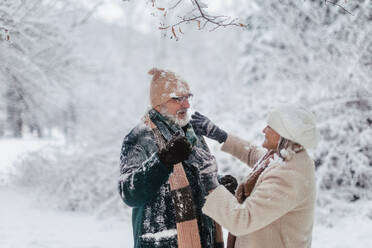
267 105 319 149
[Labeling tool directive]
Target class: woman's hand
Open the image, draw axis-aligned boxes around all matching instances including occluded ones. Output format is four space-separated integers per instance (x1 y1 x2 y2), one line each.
218 175 238 195
190 112 228 143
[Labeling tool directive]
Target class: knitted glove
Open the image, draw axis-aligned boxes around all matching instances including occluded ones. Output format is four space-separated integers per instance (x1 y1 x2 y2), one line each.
218 175 238 195
193 147 219 192
158 132 192 170
190 112 227 143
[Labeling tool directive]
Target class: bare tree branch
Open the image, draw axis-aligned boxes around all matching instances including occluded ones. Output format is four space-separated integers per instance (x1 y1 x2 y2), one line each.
154 0 247 40
324 0 353 16
71 1 103 29
169 0 182 10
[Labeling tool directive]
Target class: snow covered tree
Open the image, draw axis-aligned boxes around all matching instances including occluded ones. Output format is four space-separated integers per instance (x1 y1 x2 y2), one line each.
0 0 89 138
236 0 372 200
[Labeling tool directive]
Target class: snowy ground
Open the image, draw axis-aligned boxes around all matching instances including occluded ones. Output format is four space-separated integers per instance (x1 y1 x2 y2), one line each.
0 186 133 248
1 138 372 248
313 212 372 248
0 138 132 248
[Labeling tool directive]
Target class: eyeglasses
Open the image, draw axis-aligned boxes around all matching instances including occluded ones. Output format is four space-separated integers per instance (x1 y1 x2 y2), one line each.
171 94 193 104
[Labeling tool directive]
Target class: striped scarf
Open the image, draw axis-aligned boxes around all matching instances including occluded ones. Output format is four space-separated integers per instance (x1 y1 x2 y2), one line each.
148 109 202 248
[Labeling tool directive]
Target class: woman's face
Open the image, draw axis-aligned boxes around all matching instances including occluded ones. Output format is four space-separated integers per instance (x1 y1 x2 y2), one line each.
262 125 281 150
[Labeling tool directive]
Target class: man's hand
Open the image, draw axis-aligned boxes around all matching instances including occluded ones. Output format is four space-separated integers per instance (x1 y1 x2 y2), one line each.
190 112 227 143
158 132 192 169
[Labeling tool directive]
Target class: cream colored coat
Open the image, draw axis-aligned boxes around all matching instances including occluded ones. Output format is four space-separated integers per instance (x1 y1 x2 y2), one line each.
202 135 316 248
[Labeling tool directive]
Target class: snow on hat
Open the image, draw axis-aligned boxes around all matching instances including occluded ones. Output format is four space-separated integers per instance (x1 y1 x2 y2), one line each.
148 68 191 108
267 105 319 149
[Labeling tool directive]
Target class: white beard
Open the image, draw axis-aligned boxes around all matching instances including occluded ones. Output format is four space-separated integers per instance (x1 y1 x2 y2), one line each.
173 113 190 127
159 106 190 127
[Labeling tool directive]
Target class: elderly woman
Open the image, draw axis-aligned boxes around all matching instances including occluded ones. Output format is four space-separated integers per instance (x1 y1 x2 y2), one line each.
190 105 319 248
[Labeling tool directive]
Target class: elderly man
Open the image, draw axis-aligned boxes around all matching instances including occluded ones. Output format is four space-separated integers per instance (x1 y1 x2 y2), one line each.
118 68 223 248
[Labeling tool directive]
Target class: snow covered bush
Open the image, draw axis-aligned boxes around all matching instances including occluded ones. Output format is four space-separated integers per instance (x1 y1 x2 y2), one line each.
14 139 128 217
315 94 372 201
233 0 372 204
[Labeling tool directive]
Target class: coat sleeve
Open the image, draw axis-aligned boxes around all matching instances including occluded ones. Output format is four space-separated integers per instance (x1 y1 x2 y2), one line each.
118 140 172 208
221 134 265 168
202 164 309 236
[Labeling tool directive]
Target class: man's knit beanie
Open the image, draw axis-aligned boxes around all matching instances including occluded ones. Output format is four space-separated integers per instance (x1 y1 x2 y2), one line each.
149 68 191 108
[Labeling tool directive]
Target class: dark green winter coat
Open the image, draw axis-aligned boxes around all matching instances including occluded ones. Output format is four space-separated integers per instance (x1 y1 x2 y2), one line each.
118 112 216 248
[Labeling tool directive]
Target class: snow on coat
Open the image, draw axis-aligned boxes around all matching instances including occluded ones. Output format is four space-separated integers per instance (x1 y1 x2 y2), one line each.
118 120 216 248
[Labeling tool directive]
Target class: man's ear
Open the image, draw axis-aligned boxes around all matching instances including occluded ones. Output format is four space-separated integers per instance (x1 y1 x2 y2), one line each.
154 105 161 112
155 103 168 114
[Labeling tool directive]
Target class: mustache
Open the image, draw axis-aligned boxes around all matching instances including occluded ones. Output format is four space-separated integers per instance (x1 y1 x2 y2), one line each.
176 109 188 114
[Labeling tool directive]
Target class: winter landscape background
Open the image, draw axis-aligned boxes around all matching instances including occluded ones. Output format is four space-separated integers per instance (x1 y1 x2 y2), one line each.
1 0 371 247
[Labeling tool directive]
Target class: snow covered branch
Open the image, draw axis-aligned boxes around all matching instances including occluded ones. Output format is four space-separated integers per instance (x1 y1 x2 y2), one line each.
148 0 247 40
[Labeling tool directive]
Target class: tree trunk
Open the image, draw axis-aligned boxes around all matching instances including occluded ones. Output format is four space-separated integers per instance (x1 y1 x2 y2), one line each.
63 102 76 141
6 85 23 137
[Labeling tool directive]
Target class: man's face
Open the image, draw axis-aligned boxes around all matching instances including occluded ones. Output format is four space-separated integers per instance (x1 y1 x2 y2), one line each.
262 125 281 150
157 94 192 127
